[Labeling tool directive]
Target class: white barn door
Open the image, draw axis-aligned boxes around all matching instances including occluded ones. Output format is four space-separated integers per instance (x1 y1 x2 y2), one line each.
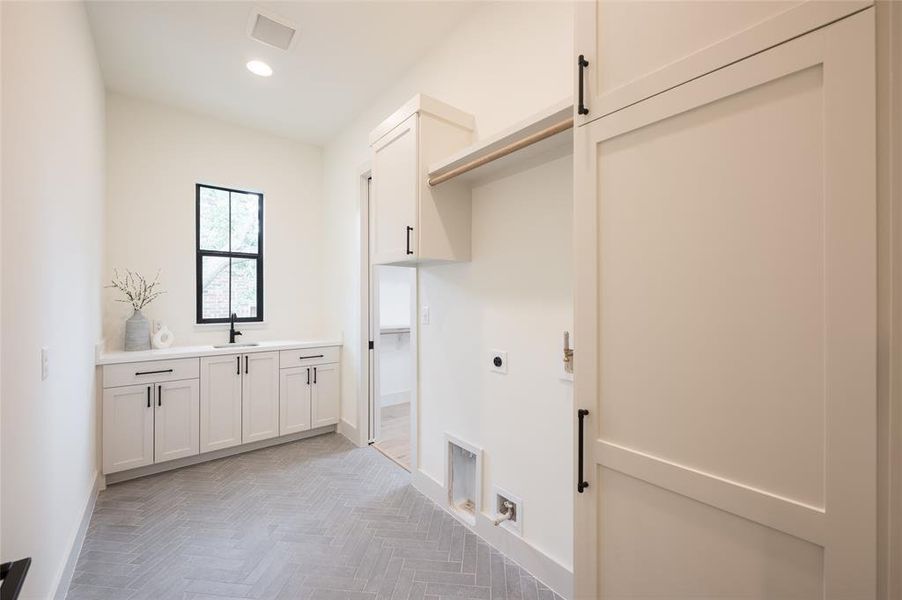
573 8 876 599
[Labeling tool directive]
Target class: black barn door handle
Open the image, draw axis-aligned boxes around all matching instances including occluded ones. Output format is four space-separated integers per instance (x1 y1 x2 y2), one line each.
406 226 414 255
578 55 590 116
577 409 590 493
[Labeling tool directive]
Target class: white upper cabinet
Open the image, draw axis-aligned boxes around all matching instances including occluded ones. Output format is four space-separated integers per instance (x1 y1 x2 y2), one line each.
200 354 243 453
242 351 280 443
280 366 312 435
311 363 340 428
574 0 871 126
372 114 419 264
103 384 154 474
369 94 474 266
154 379 200 463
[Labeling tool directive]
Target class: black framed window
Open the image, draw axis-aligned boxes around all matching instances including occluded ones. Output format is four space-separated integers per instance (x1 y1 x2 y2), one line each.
196 184 263 323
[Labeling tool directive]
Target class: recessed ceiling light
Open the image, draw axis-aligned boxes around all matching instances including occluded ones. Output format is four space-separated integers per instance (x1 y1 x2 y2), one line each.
246 60 273 77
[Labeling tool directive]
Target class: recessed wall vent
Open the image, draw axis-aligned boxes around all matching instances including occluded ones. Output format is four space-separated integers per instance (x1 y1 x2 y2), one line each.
445 434 482 526
248 10 297 51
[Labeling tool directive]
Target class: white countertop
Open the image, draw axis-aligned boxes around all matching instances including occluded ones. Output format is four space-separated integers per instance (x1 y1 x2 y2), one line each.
97 339 342 366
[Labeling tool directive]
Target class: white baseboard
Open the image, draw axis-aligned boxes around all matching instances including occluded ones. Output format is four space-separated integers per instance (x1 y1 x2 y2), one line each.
412 469 572 599
106 426 336 485
380 390 411 407
54 470 101 600
338 418 366 447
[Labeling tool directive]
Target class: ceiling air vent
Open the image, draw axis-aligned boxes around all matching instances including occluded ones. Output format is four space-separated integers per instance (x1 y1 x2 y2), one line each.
248 10 297 51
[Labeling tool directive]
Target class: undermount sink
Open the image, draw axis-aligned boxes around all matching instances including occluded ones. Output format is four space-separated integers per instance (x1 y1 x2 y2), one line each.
213 342 260 348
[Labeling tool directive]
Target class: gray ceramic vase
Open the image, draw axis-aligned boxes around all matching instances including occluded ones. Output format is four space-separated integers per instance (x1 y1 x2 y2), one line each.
125 310 151 351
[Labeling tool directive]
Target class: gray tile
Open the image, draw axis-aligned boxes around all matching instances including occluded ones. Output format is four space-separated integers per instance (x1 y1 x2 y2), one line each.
65 434 554 600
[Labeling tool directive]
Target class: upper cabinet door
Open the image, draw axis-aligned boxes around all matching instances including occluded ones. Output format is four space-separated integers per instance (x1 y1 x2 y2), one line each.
154 379 200 464
311 363 340 428
574 0 871 126
103 384 154 474
200 354 242 453
371 114 418 265
242 351 280 443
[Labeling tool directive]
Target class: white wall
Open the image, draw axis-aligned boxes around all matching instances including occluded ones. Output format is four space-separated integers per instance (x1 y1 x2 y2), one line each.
322 0 575 580
104 93 327 349
1 2 105 597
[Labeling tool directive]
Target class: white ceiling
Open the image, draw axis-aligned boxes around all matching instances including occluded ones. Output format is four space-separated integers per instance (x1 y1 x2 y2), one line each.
86 1 480 145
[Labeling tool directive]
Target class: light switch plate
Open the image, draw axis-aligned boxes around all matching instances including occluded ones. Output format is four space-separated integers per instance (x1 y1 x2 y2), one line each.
421 306 430 325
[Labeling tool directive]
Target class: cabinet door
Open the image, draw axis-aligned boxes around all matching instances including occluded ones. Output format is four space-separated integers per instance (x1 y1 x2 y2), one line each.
279 366 311 435
242 351 279 443
311 363 340 428
372 113 418 264
573 10 875 599
574 0 868 126
200 354 242 453
154 379 199 463
102 384 154 474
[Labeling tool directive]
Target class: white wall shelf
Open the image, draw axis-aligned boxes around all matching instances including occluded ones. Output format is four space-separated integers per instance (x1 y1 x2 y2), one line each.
427 99 573 188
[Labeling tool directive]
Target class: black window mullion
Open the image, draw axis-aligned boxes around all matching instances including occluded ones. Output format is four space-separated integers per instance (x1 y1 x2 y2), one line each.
228 190 232 321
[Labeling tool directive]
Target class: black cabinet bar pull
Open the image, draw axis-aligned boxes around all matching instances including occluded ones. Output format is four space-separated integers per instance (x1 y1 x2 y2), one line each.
157 385 162 407
406 226 414 255
299 354 324 360
306 367 310 385
313 367 317 384
577 409 590 493
135 368 173 376
147 386 151 408
245 355 249 374
577 55 590 116
237 356 240 375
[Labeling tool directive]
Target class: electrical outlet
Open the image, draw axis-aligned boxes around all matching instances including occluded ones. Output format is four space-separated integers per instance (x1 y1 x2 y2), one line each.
41 347 49 380
490 350 507 374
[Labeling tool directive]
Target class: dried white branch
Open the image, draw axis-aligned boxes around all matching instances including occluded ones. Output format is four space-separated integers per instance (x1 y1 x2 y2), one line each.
106 268 166 311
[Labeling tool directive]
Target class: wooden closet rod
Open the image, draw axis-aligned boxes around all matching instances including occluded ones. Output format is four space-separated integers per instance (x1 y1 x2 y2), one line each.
427 116 574 187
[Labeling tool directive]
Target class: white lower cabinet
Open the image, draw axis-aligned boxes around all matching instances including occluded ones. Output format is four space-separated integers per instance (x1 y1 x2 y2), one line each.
280 367 312 435
200 354 242 452
311 363 340 428
154 379 200 463
102 345 341 476
242 351 280 443
103 384 154 474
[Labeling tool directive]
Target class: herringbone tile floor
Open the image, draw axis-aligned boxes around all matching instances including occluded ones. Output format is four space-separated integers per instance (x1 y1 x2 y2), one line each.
66 433 563 600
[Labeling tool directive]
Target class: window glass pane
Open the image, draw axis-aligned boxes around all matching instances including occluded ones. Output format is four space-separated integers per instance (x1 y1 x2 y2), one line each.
201 256 230 320
231 192 260 254
199 187 229 251
231 258 258 318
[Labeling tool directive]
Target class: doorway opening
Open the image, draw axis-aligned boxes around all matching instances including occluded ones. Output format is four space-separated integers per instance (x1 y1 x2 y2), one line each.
361 170 417 472
370 265 416 470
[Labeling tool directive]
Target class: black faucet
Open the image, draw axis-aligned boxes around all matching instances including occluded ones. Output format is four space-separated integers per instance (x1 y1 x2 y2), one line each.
229 313 242 344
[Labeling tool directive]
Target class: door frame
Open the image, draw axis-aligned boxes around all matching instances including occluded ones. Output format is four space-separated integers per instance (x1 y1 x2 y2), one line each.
359 163 419 469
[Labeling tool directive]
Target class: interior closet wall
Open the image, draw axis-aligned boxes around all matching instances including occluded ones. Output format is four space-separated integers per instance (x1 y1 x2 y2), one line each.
322 1 575 571
1 2 105 597
378 267 413 408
